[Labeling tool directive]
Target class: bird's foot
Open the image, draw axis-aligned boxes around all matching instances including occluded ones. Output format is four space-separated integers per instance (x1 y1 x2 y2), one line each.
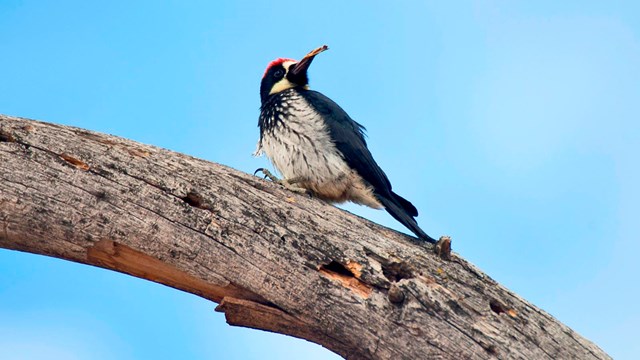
254 168 310 195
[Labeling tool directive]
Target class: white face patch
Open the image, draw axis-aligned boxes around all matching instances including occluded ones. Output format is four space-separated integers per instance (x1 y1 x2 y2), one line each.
269 61 297 95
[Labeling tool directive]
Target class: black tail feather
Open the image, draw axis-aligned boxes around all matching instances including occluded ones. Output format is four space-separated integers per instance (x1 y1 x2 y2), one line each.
378 194 436 243
391 191 418 217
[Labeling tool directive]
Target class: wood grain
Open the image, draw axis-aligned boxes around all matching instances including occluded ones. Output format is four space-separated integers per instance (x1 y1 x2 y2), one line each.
0 114 610 359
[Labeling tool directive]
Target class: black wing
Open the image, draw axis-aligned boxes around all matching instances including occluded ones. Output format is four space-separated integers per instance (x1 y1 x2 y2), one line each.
299 91 435 242
299 91 393 195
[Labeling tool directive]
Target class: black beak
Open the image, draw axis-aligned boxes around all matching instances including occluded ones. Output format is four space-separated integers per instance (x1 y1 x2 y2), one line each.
288 45 328 84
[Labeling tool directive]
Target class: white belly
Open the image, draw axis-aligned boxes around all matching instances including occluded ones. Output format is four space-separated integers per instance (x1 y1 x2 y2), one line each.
255 91 383 208
259 97 350 183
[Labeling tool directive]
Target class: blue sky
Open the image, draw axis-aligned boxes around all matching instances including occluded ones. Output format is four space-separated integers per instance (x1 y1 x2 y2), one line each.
1 1 638 359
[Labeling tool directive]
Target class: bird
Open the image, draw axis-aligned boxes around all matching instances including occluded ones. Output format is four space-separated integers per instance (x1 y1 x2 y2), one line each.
254 45 436 243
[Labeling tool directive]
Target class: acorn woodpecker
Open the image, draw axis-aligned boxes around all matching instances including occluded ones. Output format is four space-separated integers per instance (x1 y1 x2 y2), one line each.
255 45 436 243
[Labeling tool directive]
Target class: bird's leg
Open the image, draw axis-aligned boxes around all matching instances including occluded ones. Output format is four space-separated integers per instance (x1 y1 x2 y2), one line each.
279 178 310 195
254 168 310 195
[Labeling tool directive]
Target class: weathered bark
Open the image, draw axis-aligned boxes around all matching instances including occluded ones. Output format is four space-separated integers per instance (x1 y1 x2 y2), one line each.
0 114 609 360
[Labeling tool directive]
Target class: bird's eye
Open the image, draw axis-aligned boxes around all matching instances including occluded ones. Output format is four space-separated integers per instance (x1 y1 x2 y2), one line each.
273 69 284 78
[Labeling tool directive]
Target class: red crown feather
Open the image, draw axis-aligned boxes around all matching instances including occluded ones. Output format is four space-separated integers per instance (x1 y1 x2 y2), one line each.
263 58 295 78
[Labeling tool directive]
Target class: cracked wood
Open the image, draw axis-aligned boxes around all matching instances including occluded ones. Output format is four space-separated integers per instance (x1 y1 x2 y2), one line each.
0 114 610 360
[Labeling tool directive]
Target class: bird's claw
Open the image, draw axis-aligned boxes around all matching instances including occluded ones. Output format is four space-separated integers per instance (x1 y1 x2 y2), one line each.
254 168 310 195
254 168 280 182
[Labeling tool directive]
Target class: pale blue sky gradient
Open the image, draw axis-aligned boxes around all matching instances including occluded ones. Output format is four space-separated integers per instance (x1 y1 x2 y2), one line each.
1 1 638 359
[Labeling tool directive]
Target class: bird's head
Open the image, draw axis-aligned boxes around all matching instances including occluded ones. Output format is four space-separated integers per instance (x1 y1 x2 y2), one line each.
260 45 328 103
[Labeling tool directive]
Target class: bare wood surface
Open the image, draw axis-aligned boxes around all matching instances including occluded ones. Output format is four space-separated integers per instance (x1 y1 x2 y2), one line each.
0 114 610 359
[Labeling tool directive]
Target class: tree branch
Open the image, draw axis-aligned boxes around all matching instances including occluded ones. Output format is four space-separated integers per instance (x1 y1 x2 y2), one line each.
0 114 610 359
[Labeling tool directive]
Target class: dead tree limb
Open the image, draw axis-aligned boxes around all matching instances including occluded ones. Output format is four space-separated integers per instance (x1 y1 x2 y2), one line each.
0 114 610 359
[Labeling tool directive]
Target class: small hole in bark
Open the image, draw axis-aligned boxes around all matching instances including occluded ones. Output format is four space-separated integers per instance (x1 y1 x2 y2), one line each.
320 261 354 278
319 261 372 298
94 191 108 201
382 262 414 282
490 298 516 317
490 299 507 314
0 129 16 142
484 344 498 355
182 191 210 210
